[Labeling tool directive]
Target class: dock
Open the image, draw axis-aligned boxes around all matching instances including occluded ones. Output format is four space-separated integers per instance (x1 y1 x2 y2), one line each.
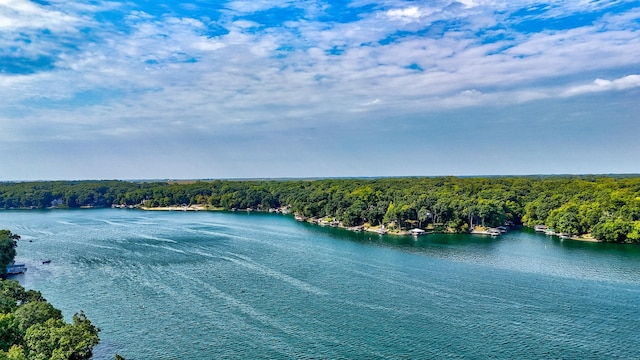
471 228 501 236
6 263 27 275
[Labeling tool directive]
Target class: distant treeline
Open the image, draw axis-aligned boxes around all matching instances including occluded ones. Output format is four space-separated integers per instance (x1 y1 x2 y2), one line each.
1 176 640 243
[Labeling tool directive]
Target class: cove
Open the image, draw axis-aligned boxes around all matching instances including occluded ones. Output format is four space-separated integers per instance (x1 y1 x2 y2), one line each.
1 209 639 359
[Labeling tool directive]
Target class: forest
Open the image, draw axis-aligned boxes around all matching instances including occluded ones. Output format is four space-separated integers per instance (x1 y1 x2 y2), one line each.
0 230 100 360
1 176 639 243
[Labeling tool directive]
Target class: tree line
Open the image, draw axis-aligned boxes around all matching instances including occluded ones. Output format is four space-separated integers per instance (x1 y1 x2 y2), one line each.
1 176 639 243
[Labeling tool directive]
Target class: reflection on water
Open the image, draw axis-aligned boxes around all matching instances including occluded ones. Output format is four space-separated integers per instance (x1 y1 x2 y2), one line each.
1 209 639 359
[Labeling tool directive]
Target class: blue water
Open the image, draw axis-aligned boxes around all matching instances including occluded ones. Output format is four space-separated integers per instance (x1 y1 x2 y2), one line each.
1 209 639 359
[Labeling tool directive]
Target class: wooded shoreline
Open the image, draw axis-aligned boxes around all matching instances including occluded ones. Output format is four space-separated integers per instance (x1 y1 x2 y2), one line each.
131 204 602 242
1 176 639 243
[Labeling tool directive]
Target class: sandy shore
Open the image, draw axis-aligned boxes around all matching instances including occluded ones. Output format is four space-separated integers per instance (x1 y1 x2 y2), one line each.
567 235 601 243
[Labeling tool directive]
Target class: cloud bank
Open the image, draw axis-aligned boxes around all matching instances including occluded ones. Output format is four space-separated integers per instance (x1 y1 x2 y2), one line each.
0 0 639 179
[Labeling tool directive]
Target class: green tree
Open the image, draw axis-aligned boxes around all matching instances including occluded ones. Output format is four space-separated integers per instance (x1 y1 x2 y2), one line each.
591 219 632 243
0 231 19 276
548 203 581 235
418 207 429 228
342 200 366 227
0 345 27 360
627 221 640 242
382 202 398 229
0 281 44 308
13 301 63 333
477 199 504 227
24 312 99 360
448 218 468 233
0 313 20 352
397 204 415 230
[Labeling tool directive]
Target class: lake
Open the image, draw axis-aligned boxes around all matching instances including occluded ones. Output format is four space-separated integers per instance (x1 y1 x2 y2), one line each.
2 209 639 359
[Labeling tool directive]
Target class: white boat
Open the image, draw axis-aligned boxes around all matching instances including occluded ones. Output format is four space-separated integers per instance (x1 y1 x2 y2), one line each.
408 228 426 236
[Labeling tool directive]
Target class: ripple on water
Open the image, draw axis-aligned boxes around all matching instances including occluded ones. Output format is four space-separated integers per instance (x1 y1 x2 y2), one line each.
2 209 640 359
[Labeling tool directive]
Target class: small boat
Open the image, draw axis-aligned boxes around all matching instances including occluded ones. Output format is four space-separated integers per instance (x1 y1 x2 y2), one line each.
42 260 51 264
408 228 426 236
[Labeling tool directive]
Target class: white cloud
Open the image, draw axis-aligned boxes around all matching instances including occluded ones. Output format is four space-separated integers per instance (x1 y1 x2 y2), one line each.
385 6 435 20
438 89 485 107
0 0 639 179
225 0 295 13
561 75 640 97
0 0 82 31
363 98 381 106
456 0 479 8
1 0 639 146
192 39 226 52
230 19 261 29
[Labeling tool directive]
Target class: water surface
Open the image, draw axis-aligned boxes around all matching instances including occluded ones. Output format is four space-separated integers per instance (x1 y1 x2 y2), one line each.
2 209 639 359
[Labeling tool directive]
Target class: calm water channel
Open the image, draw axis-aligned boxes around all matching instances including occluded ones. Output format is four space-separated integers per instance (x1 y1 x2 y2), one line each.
1 209 639 359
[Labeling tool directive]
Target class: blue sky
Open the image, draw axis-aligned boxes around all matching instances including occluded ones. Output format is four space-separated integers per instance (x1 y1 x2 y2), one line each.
1 0 639 180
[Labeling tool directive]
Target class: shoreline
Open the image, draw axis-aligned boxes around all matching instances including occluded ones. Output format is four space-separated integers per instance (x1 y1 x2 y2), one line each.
533 226 602 243
139 204 219 211
562 234 601 243
3 205 607 243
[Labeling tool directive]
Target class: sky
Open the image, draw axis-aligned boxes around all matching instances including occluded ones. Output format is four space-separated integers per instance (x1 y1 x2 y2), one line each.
1 0 639 180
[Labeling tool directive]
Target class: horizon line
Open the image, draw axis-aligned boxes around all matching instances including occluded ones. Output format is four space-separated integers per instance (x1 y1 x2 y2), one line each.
2 173 640 183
